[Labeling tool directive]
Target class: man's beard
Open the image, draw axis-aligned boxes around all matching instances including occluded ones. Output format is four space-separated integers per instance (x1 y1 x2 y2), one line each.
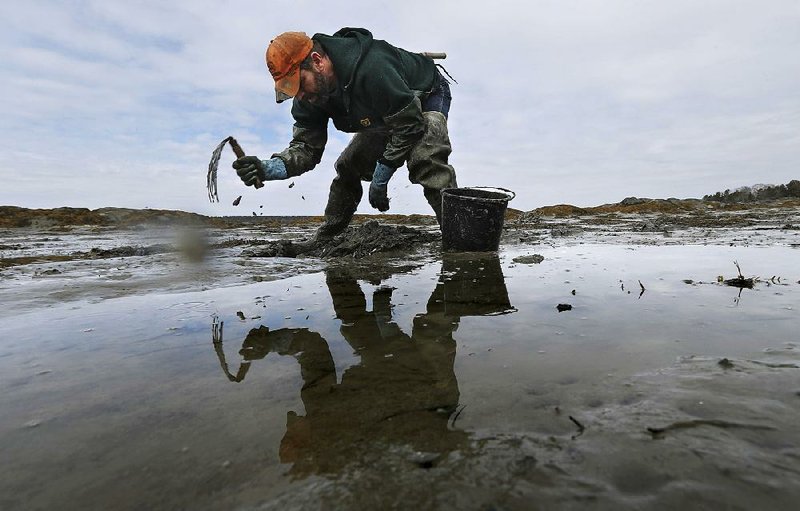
304 71 336 105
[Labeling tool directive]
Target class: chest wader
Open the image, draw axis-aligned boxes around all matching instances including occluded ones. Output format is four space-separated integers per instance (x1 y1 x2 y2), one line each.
316 130 390 239
315 76 457 239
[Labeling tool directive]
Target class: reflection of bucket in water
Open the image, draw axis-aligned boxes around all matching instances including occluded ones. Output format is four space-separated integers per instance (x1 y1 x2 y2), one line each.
439 252 516 316
441 187 515 252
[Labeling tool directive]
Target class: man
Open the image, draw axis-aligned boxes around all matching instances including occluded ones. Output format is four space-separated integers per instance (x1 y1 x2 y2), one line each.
232 28 457 239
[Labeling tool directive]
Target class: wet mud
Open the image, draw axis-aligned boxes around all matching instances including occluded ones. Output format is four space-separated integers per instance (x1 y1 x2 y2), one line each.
1 198 800 510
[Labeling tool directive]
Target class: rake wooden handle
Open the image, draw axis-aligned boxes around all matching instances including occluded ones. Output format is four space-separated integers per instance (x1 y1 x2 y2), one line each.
229 137 263 189
421 52 446 59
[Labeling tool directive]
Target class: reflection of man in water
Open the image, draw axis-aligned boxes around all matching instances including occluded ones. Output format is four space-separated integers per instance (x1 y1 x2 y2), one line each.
213 255 512 477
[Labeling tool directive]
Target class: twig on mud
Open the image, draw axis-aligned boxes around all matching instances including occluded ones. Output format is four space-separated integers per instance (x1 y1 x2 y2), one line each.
748 360 800 369
449 405 466 429
647 419 775 439
569 415 585 438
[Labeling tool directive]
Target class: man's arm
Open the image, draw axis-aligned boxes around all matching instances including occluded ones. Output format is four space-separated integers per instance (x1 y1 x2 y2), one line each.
272 125 328 177
366 70 427 211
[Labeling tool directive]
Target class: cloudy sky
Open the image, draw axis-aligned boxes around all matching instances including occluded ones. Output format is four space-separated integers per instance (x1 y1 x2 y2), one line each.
1 0 798 216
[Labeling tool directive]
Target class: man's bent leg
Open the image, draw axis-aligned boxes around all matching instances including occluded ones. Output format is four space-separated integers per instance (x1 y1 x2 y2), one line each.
316 131 389 238
407 111 458 226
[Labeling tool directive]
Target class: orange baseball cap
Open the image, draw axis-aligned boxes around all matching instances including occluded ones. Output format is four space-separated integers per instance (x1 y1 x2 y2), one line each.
266 32 314 103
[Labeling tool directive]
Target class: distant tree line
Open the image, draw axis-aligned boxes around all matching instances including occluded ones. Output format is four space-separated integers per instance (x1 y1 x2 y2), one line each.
703 180 800 203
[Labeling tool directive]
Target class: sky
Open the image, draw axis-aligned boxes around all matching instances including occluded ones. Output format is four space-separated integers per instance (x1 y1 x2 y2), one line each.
1 0 799 217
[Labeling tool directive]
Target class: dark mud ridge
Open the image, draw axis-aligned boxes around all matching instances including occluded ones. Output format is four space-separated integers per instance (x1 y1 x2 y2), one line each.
3 197 800 230
242 220 439 259
0 206 437 229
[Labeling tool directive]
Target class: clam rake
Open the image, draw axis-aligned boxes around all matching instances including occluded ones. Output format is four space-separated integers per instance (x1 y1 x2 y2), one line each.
206 136 263 203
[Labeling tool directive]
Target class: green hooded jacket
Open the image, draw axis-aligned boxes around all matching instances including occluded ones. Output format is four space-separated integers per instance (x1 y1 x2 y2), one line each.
272 28 437 176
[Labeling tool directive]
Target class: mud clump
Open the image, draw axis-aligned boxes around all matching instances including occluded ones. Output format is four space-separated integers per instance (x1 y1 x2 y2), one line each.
638 217 672 232
243 221 438 259
551 226 584 237
724 277 755 289
513 254 544 264
88 245 173 258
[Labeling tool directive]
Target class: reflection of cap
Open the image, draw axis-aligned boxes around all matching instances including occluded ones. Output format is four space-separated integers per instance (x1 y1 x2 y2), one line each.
266 32 314 103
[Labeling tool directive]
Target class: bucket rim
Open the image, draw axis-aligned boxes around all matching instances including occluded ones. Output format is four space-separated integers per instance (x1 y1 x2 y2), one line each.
441 186 516 203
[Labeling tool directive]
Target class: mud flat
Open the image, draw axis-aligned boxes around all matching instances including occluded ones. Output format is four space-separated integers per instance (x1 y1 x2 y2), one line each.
1 199 799 510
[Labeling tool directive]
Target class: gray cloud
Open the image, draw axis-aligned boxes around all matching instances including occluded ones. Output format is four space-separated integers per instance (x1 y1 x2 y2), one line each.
1 0 798 215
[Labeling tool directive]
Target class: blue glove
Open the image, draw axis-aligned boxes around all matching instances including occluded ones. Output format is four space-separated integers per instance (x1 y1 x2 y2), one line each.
369 162 397 212
232 156 287 187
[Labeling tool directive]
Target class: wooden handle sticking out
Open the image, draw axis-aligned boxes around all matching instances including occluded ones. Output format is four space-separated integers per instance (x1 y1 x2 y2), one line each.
228 137 263 189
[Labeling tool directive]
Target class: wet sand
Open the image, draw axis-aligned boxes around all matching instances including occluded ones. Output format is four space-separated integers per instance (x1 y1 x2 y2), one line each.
1 200 799 510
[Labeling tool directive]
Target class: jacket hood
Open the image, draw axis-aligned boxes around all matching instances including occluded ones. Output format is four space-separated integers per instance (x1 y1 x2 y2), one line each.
313 27 374 91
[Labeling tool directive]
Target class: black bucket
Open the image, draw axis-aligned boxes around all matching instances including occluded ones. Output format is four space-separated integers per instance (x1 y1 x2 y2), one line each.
441 187 515 252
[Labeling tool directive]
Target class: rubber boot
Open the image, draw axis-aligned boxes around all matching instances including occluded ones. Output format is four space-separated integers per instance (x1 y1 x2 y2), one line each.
424 187 445 226
408 111 458 227
315 131 389 240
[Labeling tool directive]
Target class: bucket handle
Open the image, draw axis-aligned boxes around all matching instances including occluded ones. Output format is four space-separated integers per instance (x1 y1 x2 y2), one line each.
442 186 516 202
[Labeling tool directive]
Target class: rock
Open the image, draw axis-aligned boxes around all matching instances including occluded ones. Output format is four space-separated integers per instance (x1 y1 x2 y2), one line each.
638 217 671 232
513 254 544 264
718 358 735 369
556 303 572 312
551 226 583 237
620 197 650 206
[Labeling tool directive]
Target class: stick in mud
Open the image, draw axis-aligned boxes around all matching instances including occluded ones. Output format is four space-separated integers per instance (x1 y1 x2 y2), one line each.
449 405 466 429
569 415 585 432
647 419 775 439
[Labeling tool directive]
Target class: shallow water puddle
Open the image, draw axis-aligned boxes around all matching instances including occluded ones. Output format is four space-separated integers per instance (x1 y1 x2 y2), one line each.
1 244 798 509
